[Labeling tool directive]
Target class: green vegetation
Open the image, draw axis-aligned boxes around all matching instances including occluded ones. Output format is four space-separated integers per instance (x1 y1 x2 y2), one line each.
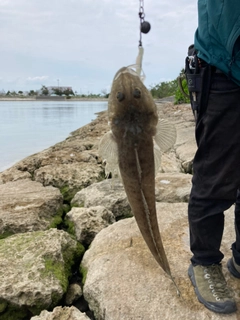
64 218 76 236
0 304 29 320
41 85 49 96
0 300 7 313
149 69 190 104
79 265 88 285
150 80 178 99
0 231 14 240
43 258 68 292
52 88 74 97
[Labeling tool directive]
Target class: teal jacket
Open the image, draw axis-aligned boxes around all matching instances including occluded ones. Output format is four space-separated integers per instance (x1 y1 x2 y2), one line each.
195 0 240 84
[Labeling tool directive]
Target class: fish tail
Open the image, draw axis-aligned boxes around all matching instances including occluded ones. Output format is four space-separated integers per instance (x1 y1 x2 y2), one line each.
169 274 181 297
134 147 171 274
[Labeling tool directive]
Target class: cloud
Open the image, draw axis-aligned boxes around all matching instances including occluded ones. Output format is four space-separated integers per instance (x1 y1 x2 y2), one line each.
0 0 198 93
26 76 49 82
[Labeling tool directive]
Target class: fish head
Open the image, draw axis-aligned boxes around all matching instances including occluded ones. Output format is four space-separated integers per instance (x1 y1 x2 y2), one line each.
108 66 158 137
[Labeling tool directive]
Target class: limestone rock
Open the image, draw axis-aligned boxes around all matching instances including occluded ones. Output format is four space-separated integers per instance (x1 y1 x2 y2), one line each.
0 166 32 184
175 125 196 147
81 203 240 320
0 228 84 320
71 179 132 219
176 140 196 174
160 150 182 173
155 172 192 202
30 306 90 320
66 206 115 245
34 162 103 202
0 179 63 237
65 283 83 305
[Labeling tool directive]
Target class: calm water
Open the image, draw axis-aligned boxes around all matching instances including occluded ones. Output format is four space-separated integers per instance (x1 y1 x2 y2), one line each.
0 100 107 172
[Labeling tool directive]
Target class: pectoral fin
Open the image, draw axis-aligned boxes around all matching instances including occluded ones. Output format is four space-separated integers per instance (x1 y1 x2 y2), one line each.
154 119 176 152
98 131 119 178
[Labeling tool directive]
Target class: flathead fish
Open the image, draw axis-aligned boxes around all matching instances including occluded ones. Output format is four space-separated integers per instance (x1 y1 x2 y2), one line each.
99 58 178 291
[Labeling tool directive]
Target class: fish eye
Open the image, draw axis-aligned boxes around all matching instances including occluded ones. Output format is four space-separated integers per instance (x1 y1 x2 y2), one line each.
133 88 141 98
117 92 125 102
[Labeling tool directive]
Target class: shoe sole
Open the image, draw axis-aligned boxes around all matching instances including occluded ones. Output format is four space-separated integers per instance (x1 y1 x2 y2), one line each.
188 264 237 314
227 258 240 278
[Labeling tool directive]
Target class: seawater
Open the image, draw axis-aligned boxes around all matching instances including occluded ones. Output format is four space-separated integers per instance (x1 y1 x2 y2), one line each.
0 100 107 172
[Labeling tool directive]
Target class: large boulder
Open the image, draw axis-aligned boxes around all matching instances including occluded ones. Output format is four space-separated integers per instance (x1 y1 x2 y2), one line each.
0 179 63 237
155 172 192 202
0 228 84 320
81 203 240 320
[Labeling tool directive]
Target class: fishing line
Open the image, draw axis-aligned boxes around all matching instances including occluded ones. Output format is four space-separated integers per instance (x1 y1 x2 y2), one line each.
138 0 151 47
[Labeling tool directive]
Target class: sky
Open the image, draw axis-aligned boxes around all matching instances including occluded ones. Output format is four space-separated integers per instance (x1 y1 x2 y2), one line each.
0 0 198 95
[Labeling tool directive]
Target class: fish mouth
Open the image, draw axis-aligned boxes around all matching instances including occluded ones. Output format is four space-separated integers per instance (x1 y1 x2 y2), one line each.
114 65 145 82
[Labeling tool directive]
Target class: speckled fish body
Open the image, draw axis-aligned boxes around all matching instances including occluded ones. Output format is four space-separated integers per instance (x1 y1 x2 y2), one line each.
99 66 176 277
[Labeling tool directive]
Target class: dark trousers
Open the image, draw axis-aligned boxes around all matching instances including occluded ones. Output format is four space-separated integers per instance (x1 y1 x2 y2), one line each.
188 72 240 266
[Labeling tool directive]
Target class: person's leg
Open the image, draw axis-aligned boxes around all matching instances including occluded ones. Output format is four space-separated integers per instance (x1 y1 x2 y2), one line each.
188 72 240 314
189 197 233 266
189 73 240 265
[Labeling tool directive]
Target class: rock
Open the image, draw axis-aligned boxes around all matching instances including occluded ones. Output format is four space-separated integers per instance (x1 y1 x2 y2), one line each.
160 150 182 173
81 203 239 320
71 179 132 219
155 172 192 202
174 124 196 174
0 179 63 237
0 228 85 320
30 306 90 320
66 206 115 246
34 162 104 202
176 140 196 174
0 166 32 184
65 283 83 305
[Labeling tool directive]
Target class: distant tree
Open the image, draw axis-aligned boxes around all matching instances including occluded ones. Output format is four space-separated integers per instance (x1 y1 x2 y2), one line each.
53 88 63 96
28 90 37 96
18 91 23 95
63 88 74 97
150 80 178 99
41 85 49 96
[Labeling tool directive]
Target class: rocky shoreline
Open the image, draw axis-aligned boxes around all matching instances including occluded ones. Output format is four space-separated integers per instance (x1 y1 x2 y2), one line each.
0 100 239 319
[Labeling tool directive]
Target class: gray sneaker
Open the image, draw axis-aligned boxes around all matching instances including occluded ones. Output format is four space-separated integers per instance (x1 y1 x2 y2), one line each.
188 264 237 314
227 257 240 278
